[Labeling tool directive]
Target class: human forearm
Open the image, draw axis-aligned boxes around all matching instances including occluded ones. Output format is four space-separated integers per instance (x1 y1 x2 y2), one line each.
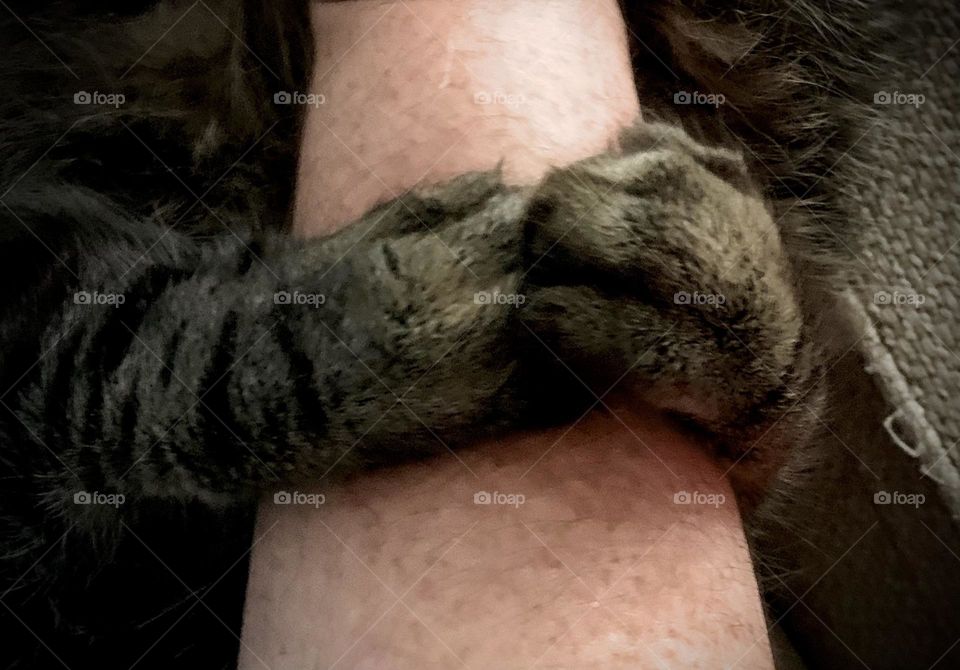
240 1 773 667
293 0 640 234
242 406 772 668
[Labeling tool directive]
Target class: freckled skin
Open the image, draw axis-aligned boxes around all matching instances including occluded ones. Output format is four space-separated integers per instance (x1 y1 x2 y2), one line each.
240 1 834 666
242 407 774 670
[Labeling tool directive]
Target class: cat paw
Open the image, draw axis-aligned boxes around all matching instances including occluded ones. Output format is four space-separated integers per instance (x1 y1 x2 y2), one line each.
517 122 816 464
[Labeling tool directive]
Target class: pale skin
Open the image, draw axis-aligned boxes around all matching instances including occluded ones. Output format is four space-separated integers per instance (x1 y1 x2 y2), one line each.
239 1 775 668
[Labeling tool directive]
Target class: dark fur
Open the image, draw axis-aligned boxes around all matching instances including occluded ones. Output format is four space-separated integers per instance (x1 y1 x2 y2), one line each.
0 0 890 666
